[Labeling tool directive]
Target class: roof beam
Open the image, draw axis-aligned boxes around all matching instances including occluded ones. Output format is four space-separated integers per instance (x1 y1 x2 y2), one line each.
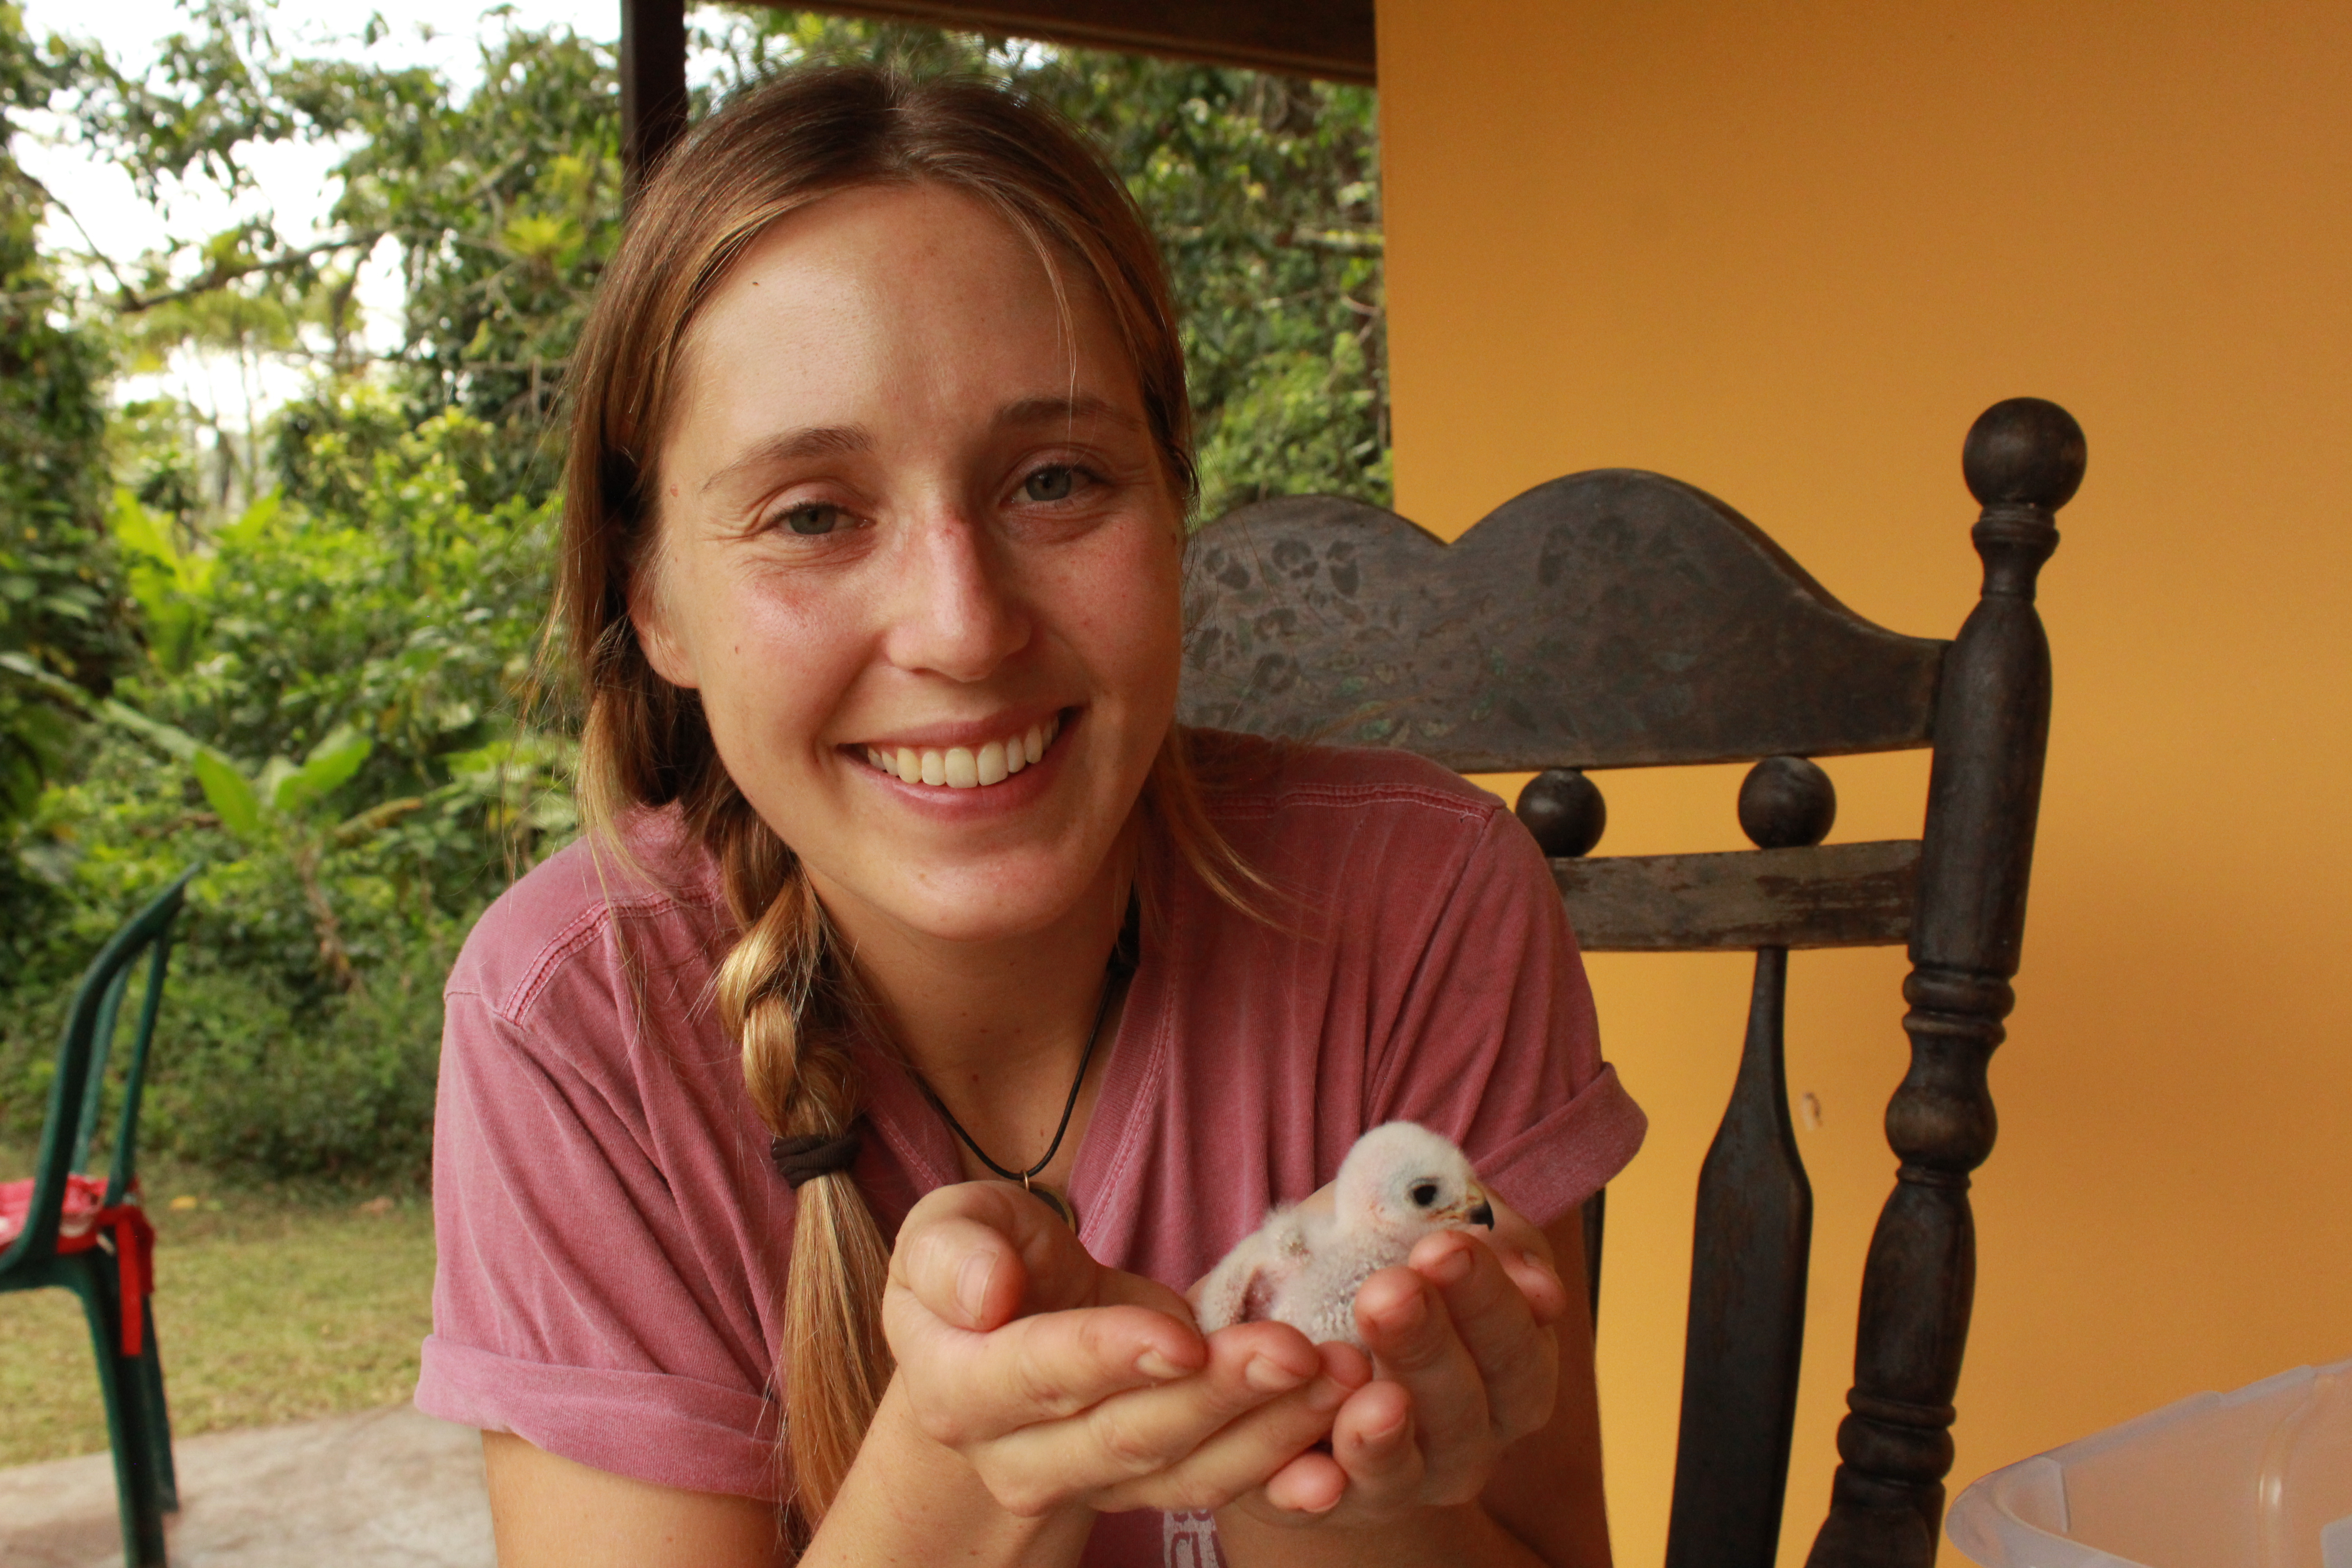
621 0 690 203
619 0 1376 193
795 1 1375 84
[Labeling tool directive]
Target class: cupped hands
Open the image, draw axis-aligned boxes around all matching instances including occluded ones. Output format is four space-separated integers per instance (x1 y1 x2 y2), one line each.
1225 1190 1570 1532
880 1180 1368 1522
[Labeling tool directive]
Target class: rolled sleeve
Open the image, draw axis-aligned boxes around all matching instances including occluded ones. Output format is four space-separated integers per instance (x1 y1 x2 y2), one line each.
417 1339 778 1498
418 986 783 1500
1372 804 1647 1229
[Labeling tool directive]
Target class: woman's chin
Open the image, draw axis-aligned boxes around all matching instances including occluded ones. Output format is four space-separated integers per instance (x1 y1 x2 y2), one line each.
809 856 1124 951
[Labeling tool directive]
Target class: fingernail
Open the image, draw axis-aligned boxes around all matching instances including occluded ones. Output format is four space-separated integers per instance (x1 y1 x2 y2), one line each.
1426 1245 1474 1286
1136 1348 1186 1380
1245 1353 1310 1393
1380 1289 1429 1335
956 1252 994 1322
1305 1376 1349 1413
1366 1409 1409 1445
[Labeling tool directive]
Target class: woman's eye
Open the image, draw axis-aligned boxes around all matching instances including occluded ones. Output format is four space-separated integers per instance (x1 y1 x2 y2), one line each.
780 503 843 536
1022 466 1077 503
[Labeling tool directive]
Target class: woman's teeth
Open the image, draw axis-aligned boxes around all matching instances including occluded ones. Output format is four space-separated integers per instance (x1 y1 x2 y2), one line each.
863 716 1058 790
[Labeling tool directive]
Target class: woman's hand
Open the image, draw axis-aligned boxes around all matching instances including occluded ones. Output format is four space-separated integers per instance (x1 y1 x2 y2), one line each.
1222 1191 1570 1531
881 1180 1369 1521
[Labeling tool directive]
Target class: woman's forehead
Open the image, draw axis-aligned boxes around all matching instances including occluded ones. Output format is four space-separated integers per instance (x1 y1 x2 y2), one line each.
668 182 1140 456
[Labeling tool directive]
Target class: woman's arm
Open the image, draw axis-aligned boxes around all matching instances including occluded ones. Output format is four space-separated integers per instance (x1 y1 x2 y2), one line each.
1216 1204 1612 1568
483 1432 785 1567
477 1393 1101 1568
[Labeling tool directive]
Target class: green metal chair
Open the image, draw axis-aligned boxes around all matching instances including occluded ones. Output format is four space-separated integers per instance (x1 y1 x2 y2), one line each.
0 868 196 1568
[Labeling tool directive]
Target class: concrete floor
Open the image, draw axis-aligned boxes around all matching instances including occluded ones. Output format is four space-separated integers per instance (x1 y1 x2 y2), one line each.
0 1405 494 1568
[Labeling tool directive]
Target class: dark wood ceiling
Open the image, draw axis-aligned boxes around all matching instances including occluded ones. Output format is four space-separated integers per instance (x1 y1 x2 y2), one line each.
793 1 1375 84
621 0 1374 196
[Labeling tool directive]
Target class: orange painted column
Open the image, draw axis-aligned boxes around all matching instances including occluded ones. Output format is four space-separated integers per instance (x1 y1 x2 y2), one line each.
1374 3 2352 1563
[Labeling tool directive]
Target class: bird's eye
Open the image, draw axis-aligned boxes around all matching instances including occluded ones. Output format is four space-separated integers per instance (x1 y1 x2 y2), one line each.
1022 466 1076 502
782 503 842 536
1410 1181 1439 1208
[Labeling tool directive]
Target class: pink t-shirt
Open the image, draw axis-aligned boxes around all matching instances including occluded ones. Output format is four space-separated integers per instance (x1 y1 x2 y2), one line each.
416 735 1645 1565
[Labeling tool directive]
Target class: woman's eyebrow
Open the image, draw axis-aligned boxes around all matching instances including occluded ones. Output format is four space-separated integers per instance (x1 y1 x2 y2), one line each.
700 424 873 495
993 394 1142 433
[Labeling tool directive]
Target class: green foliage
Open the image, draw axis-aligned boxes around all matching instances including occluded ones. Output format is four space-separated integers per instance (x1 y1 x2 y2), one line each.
4 5 1387 1186
58 6 1386 517
1 402 566 1182
54 2 619 506
0 3 134 838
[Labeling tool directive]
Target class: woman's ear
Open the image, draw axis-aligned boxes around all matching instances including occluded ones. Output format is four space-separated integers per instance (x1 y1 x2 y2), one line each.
628 564 699 691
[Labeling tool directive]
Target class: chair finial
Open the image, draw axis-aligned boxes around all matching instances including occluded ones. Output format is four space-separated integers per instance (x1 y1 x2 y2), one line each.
1739 756 1837 849
1518 768 1607 858
1962 397 2087 511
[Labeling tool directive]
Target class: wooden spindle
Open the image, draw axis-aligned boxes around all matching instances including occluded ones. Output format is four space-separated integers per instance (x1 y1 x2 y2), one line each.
1804 398 2085 1567
1666 755 1833 1568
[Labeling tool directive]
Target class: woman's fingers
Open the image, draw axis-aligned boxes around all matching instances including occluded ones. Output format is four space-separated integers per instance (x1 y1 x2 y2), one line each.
1407 1230 1560 1446
1472 1192 1571 1330
1350 1264 1499 1505
1254 1340 1370 1517
895 1179 1203 1328
886 1291 1203 1446
891 1181 1105 1326
1327 1377 1427 1510
983 1322 1344 1513
885 1181 1208 1453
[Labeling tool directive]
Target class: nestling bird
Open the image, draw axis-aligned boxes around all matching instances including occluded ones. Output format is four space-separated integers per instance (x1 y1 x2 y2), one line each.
1191 1122 1496 1350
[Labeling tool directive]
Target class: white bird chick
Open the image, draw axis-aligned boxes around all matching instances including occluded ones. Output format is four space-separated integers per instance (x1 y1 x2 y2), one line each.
1191 1122 1495 1350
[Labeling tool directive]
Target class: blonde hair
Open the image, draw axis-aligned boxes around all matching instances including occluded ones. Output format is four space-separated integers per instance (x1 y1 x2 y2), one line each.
556 66 1256 1539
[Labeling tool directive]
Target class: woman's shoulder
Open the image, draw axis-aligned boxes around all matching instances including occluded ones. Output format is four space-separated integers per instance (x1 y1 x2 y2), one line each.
443 805 726 1025
1188 726 1509 833
1177 728 1534 927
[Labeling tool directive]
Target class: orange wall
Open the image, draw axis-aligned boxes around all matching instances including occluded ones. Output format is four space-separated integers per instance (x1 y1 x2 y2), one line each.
1374 2 2352 1563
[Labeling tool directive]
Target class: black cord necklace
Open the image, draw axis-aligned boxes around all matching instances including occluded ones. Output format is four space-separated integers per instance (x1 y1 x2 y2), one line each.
921 922 1133 1229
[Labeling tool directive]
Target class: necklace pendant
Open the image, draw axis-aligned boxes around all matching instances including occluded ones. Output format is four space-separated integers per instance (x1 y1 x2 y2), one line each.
1029 1184 1078 1229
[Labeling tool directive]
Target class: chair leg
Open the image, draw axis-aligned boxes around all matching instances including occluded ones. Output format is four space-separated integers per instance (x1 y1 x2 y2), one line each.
135 1297 179 1513
69 1268 169 1567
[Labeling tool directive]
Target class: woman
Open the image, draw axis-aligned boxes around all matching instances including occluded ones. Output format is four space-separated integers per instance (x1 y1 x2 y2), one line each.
417 66 1644 1568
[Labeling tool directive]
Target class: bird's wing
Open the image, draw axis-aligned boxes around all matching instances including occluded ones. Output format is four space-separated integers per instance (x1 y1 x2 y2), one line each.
1191 1209 1313 1333
1191 1226 1271 1333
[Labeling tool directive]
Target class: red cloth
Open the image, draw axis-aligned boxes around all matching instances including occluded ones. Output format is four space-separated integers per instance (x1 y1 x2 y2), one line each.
0 1173 156 1355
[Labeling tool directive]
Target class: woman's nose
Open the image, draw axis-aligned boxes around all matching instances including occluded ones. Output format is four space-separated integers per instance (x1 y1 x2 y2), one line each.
883 511 1032 682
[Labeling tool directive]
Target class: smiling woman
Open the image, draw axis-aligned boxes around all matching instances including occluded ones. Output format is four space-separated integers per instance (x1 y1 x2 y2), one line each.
414 66 1644 1568
634 181 1188 960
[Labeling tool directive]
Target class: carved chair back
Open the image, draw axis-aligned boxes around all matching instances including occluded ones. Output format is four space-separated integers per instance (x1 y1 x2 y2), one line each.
1176 398 2086 1568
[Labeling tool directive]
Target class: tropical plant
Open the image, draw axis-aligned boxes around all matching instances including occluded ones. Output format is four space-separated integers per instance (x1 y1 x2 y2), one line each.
0 404 565 1181
1 4 1387 1185
0 3 133 831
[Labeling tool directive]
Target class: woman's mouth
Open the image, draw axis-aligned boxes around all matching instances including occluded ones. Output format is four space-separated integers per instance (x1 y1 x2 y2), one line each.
859 713 1062 790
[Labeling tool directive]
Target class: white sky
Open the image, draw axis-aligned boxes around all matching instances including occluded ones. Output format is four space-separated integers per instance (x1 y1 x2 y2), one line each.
14 0 630 420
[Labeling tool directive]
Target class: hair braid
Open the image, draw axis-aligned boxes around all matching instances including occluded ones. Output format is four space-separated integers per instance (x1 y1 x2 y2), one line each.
705 794 893 1536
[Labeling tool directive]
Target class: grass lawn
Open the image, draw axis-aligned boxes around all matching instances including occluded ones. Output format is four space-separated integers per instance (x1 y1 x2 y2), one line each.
0 1147 434 1468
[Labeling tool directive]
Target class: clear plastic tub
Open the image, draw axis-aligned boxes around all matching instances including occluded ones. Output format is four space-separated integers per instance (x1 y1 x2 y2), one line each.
1947 1357 2352 1568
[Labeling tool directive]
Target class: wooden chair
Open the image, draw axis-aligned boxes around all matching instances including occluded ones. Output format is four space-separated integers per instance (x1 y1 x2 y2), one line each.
0 868 196 1568
1177 397 2086 1568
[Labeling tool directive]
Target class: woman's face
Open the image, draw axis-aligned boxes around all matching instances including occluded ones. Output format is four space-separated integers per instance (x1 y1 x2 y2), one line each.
636 183 1185 951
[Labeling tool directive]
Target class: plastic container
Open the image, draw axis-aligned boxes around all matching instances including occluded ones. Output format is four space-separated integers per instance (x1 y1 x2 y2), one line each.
1947 1357 2352 1568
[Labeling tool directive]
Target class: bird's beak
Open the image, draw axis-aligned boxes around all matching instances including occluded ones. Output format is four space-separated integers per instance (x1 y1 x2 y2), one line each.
1460 1183 1496 1230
